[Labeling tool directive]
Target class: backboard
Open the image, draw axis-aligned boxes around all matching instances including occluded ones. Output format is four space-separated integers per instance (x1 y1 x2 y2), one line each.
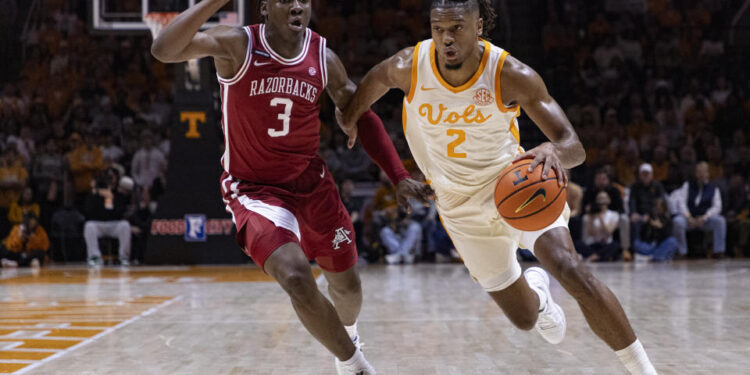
91 0 247 33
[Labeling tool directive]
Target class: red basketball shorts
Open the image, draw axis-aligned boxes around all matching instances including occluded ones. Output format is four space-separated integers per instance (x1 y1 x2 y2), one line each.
220 157 357 273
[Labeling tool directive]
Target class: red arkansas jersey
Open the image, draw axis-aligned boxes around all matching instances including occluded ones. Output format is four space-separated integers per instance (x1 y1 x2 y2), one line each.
217 24 328 184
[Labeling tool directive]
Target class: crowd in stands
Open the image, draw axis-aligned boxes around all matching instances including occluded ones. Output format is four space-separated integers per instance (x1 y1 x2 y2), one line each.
1 0 748 267
314 0 750 263
0 0 170 267
543 0 750 262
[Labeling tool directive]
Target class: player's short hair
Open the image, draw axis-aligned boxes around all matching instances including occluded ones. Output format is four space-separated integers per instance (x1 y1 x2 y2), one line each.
430 0 497 38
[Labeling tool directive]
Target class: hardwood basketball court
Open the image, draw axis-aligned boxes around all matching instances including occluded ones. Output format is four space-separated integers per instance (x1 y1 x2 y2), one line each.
0 262 746 374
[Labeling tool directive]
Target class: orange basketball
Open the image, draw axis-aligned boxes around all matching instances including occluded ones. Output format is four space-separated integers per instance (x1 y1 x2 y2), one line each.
494 160 567 231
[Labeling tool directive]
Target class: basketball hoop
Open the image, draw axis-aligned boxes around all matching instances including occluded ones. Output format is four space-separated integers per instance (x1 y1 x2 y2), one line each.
144 12 179 39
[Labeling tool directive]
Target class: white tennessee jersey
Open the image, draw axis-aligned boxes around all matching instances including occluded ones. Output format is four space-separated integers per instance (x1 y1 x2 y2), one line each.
402 39 523 197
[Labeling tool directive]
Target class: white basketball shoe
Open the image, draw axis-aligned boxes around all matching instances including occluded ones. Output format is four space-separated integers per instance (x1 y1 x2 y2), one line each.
524 267 567 344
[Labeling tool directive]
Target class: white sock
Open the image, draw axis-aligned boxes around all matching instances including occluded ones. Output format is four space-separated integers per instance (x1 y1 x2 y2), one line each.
344 321 358 341
615 339 657 375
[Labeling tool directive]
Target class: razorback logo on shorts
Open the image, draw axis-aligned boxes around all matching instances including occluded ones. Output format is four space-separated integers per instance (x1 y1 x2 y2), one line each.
332 227 352 250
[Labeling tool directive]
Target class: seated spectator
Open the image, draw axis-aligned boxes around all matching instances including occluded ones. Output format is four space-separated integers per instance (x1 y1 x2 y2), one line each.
380 204 422 265
67 132 103 203
0 212 49 268
83 176 131 267
632 198 678 262
8 187 40 225
629 163 667 246
583 168 630 256
672 162 726 258
580 191 620 262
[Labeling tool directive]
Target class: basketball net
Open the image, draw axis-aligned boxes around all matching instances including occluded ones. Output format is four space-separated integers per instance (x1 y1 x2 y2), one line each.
144 12 179 41
144 12 201 90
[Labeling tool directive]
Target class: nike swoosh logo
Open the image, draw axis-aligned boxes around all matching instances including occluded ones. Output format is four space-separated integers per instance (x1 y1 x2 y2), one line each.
320 166 325 178
420 85 437 91
515 188 546 213
253 60 272 67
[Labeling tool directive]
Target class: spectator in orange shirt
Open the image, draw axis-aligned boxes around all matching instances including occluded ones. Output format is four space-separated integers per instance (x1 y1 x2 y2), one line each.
8 187 40 225
66 132 103 203
0 212 49 268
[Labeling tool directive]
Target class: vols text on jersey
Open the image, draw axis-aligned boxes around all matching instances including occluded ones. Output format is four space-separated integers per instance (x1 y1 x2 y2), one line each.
418 103 493 125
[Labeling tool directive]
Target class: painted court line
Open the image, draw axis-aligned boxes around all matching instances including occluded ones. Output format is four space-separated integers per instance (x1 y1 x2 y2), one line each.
12 296 182 375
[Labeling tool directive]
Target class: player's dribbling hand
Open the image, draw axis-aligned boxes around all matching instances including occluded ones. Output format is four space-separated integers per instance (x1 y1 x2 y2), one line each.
335 107 358 149
512 142 568 187
396 178 436 214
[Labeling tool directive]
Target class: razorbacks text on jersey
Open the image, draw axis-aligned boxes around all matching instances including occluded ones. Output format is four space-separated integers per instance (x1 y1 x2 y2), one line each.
217 24 328 185
402 39 522 197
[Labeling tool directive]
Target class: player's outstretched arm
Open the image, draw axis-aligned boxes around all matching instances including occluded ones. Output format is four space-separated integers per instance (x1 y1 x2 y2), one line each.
501 56 586 185
326 48 434 206
340 47 415 135
150 0 245 71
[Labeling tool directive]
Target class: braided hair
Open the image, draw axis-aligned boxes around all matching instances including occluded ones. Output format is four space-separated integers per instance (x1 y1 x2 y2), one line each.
430 0 497 38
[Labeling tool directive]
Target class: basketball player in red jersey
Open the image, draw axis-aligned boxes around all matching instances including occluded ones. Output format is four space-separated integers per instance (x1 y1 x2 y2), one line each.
151 1 430 374
341 1 657 374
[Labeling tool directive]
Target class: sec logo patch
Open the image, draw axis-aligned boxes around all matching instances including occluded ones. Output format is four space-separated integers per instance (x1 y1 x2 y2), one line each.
473 88 494 106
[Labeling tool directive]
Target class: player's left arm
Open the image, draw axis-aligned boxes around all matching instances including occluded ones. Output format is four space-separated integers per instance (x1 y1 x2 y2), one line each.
501 56 586 186
324 48 433 207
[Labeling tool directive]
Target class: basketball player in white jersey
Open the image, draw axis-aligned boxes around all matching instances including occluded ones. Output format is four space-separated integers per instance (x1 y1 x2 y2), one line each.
341 1 657 374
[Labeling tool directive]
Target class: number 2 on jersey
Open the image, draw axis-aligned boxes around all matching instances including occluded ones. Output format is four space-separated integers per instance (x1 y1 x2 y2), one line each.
447 129 467 158
268 97 292 137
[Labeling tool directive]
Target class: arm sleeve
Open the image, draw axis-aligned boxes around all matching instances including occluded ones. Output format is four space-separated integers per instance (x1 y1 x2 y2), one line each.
356 110 411 185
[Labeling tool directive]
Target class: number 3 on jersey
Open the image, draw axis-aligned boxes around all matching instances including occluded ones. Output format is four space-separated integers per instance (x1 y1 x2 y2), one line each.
268 97 292 137
447 129 466 158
